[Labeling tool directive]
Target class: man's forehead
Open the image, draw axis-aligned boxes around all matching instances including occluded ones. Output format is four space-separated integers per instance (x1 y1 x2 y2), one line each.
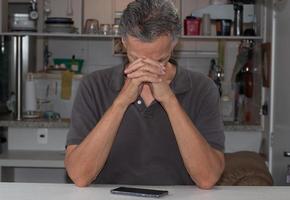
125 35 173 60
128 51 170 60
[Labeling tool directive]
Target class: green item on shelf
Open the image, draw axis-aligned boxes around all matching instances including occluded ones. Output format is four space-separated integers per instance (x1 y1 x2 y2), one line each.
54 57 84 74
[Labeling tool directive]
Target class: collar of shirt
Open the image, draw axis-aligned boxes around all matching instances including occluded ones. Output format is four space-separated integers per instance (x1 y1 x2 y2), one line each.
109 62 192 95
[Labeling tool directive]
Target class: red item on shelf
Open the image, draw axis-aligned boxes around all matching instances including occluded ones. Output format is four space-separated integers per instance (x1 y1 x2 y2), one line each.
184 17 201 36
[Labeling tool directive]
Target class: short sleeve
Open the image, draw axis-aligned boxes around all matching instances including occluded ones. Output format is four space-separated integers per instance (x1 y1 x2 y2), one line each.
194 83 225 152
66 78 100 147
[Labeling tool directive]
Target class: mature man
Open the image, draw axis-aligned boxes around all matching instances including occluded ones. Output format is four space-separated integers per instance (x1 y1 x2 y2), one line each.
65 0 225 189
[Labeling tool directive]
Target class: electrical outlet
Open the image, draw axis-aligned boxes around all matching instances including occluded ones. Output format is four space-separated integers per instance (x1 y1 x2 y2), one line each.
36 129 48 144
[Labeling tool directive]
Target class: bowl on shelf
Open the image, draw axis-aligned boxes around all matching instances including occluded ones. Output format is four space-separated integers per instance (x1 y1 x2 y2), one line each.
45 17 77 33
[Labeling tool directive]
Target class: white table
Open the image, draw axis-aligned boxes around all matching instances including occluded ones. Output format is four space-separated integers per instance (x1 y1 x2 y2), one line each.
0 183 289 200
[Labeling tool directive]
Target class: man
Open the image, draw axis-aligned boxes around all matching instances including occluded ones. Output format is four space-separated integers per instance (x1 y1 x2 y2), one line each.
65 0 225 189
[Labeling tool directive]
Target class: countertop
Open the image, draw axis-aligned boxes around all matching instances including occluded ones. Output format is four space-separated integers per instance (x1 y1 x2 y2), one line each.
0 114 69 128
0 115 262 131
0 183 289 200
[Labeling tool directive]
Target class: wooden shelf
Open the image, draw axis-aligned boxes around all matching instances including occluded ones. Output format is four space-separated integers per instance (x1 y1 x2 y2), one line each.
180 35 263 41
0 32 263 41
0 32 120 39
0 150 64 168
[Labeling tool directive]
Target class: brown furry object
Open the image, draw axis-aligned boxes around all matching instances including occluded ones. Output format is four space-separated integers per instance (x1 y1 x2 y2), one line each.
217 151 273 186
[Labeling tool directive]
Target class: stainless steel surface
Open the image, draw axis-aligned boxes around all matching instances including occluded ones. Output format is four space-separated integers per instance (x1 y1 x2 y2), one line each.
234 3 244 36
16 36 23 121
9 36 36 95
9 13 36 31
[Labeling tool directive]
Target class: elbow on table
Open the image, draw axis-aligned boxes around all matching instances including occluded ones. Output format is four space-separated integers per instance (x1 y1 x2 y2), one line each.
70 175 92 187
65 165 93 187
194 171 223 190
197 179 216 190
65 161 94 187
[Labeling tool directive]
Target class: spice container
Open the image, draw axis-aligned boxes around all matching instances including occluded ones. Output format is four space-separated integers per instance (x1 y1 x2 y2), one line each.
184 16 201 36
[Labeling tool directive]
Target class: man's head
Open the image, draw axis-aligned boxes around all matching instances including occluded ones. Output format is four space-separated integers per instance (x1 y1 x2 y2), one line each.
120 0 181 64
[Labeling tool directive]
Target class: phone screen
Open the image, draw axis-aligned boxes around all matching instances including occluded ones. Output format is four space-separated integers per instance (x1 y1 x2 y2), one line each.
111 186 169 198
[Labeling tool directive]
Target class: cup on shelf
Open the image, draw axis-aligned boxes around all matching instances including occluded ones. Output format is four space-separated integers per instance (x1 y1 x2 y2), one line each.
112 24 120 35
100 24 111 35
84 19 99 34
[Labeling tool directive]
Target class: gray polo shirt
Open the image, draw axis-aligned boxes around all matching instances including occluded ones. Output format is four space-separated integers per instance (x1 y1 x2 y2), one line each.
66 64 224 185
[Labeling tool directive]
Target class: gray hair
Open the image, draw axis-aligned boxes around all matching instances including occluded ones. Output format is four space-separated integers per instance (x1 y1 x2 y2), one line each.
119 0 181 42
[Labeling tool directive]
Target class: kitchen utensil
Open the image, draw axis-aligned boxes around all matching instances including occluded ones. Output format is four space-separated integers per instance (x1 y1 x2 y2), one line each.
66 0 73 16
29 0 39 20
44 0 52 15
84 19 99 34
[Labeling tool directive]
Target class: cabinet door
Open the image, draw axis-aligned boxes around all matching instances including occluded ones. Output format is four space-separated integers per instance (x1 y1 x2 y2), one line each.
49 0 83 33
114 0 180 13
84 0 113 24
271 0 290 186
114 0 133 13
0 0 8 32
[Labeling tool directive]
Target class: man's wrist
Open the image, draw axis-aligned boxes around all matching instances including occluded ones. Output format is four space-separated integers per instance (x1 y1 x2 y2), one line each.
160 93 178 109
113 96 131 111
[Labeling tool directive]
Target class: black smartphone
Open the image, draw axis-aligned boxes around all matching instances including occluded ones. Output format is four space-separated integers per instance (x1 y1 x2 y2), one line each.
111 186 169 198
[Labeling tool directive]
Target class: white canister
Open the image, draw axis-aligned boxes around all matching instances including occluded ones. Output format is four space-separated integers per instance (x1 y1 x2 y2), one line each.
24 73 37 112
201 13 212 36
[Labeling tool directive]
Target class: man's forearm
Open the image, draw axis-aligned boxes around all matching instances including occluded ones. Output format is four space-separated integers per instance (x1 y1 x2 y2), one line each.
161 96 224 189
65 98 128 187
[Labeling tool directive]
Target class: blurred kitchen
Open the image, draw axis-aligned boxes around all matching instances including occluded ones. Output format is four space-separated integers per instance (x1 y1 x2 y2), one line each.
0 0 289 186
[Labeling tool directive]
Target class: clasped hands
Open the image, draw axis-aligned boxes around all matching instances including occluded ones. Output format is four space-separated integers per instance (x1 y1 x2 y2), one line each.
117 57 175 107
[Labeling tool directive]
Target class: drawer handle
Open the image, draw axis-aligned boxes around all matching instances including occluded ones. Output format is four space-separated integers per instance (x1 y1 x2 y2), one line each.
284 152 290 157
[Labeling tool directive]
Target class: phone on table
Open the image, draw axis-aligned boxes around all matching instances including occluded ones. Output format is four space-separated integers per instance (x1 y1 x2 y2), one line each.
111 186 169 198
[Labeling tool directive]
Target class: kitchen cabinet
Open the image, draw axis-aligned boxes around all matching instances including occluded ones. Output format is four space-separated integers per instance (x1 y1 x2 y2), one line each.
114 0 134 13
0 0 8 32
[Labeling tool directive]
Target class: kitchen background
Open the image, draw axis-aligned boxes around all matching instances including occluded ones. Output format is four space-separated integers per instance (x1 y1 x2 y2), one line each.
0 0 288 185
